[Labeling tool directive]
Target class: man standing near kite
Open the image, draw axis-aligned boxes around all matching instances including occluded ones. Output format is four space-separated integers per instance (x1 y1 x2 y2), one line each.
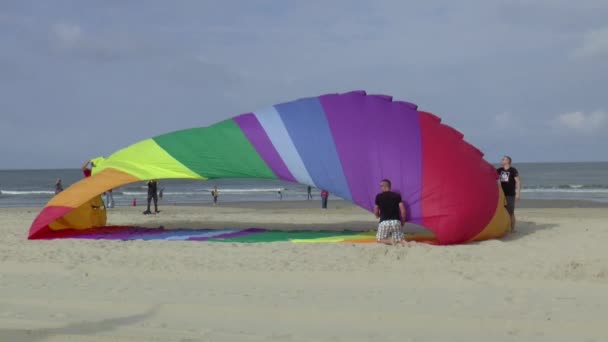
374 179 407 245
144 180 160 215
497 155 520 232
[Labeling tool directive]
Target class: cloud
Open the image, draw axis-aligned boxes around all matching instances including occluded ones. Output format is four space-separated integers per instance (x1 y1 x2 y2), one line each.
48 21 141 62
2 1 608 166
51 22 83 46
573 27 608 58
554 111 607 132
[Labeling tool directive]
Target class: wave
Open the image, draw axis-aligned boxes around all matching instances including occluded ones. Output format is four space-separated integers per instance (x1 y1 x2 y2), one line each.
522 188 608 193
122 185 148 191
122 188 286 196
558 184 608 189
202 188 285 193
522 184 608 192
3 185 607 197
0 190 125 196
0 190 55 196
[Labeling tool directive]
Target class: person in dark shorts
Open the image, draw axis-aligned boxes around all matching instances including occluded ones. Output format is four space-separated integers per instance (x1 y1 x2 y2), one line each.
497 155 521 231
374 179 407 245
144 180 160 215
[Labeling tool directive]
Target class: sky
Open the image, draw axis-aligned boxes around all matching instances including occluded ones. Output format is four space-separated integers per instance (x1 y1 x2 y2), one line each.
1 0 607 169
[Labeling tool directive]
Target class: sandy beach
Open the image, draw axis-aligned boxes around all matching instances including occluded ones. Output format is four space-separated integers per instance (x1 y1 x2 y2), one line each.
1 201 608 341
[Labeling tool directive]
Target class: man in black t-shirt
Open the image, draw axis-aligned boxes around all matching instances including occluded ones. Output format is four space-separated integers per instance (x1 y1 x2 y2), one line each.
374 179 407 245
497 155 521 231
144 180 160 215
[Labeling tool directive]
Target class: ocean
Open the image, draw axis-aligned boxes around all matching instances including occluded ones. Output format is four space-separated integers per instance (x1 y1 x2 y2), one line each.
1 162 607 208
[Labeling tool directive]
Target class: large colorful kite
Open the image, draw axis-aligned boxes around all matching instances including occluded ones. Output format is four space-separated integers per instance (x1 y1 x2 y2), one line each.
29 90 510 244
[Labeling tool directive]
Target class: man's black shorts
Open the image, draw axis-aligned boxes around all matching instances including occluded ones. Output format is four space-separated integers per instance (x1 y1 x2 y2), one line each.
505 196 515 215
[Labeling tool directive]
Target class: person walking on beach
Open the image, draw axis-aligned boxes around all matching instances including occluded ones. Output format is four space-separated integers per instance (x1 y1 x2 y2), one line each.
497 155 521 232
143 180 160 215
374 179 407 245
307 186 313 200
277 190 283 200
105 189 115 208
54 179 63 194
211 185 219 206
320 189 329 209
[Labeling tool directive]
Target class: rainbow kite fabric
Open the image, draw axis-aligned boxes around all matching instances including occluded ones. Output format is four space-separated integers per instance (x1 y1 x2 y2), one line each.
35 227 438 244
29 90 510 244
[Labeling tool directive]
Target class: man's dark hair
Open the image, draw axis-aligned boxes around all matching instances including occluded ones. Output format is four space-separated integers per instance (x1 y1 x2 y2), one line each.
381 179 392 189
504 155 512 164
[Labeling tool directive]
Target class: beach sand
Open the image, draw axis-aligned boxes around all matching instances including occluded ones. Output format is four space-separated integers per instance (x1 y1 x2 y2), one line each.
1 201 608 341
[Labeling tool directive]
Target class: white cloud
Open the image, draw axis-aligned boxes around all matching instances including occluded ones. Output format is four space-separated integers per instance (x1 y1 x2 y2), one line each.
48 21 141 61
51 22 83 46
554 111 607 132
574 27 608 58
3 1 608 166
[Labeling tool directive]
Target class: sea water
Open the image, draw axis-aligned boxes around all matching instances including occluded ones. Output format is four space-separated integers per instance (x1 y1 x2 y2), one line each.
1 162 607 208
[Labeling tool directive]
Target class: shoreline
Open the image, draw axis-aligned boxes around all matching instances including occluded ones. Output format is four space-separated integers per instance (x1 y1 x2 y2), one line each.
3 197 607 212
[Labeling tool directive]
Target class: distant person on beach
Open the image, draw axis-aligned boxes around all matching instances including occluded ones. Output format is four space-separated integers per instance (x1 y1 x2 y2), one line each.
497 155 521 232
307 186 313 200
277 190 283 200
81 160 94 178
374 179 407 245
159 187 164 201
54 179 63 194
105 189 115 208
320 190 329 209
211 186 219 206
143 180 159 215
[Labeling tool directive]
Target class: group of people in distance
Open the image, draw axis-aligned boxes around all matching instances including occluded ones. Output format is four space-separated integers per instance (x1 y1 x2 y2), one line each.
60 155 520 244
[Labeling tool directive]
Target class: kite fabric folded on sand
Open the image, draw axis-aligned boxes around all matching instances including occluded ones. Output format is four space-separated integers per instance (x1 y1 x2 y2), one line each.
33 226 438 244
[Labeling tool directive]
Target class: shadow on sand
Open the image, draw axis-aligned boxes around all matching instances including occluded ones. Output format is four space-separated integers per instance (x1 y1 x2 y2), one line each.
500 220 558 242
0 305 159 342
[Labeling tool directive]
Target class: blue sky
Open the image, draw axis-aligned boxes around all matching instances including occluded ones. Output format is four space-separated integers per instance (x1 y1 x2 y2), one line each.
1 0 607 169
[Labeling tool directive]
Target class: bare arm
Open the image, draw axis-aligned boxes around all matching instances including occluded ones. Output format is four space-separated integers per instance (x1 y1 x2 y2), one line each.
515 176 521 200
373 205 380 218
399 202 407 225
